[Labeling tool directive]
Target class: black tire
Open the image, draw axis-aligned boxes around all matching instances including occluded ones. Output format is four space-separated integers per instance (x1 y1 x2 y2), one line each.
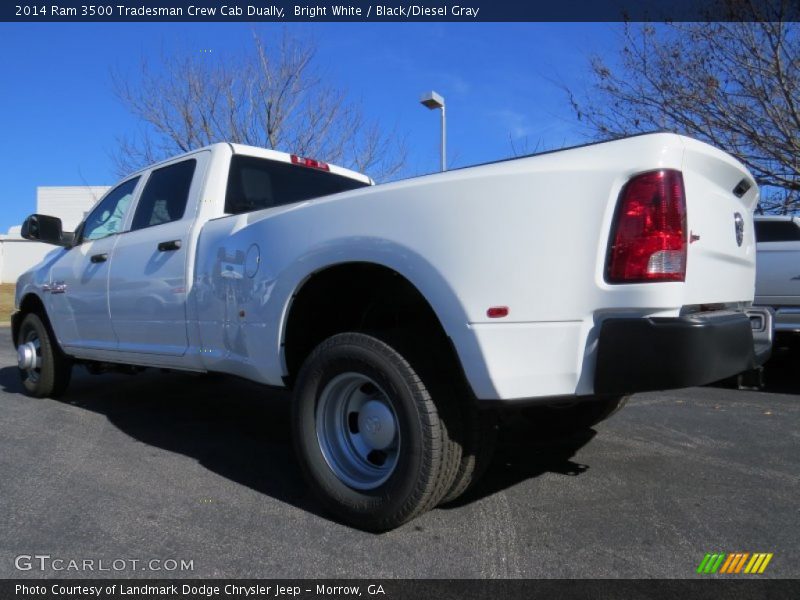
292 332 460 531
367 328 465 509
17 312 72 398
518 395 629 436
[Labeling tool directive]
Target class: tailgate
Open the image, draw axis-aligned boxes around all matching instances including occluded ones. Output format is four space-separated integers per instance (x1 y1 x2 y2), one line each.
680 136 758 306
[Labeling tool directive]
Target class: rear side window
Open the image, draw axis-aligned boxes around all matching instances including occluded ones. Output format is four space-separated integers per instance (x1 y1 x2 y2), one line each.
225 155 369 215
131 159 197 231
754 220 800 242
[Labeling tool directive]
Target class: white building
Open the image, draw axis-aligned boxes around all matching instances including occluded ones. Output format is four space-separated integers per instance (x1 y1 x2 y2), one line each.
0 186 109 284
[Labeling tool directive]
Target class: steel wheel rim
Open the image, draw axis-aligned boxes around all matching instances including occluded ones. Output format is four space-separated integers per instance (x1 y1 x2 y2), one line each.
20 328 42 384
316 372 401 490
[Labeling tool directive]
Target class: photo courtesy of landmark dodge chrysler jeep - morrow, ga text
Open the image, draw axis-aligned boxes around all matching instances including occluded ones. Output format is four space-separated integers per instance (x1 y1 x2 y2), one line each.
13 133 771 531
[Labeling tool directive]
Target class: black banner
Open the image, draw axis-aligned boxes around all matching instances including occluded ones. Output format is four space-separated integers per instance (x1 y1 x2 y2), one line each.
3 579 800 600
4 0 800 22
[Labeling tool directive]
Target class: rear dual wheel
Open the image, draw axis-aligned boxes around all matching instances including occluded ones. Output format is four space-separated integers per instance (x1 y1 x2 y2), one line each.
292 332 493 531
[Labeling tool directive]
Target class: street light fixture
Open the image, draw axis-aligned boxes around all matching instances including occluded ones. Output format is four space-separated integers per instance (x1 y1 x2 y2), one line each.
420 91 446 172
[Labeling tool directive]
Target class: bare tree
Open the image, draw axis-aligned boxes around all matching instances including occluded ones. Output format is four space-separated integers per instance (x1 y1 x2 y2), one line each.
566 3 800 213
508 134 543 158
112 31 406 181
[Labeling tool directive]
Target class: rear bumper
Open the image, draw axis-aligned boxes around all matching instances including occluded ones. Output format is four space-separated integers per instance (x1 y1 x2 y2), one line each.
756 305 800 333
746 306 773 365
595 311 758 395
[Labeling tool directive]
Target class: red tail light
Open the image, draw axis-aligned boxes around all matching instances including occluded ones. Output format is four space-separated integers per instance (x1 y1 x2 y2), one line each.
606 170 687 283
291 154 330 171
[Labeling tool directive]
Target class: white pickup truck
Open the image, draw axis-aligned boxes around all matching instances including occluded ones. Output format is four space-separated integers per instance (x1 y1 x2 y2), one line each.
754 215 800 340
13 133 766 530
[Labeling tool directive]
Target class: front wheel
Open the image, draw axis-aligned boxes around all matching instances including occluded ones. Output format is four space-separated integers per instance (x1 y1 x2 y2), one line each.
292 332 459 531
17 312 72 398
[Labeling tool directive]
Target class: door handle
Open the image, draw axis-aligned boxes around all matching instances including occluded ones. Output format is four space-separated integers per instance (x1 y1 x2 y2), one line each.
158 240 182 252
90 253 108 263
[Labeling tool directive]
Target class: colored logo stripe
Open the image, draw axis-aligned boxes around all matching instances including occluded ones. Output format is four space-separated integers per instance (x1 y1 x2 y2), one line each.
698 553 773 574
720 553 749 573
719 554 736 573
745 553 773 574
697 553 725 574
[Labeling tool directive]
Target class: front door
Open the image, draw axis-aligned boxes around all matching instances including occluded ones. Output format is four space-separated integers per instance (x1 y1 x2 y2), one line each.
47 177 140 350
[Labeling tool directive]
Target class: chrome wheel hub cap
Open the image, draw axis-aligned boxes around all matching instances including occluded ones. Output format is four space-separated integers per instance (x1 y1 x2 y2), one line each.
316 373 401 490
17 341 40 371
17 330 42 384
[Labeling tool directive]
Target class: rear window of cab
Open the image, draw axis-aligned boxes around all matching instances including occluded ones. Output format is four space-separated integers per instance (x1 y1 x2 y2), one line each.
225 155 369 215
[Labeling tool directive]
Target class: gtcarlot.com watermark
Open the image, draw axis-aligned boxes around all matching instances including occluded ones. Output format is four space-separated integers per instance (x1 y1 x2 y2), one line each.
14 554 194 572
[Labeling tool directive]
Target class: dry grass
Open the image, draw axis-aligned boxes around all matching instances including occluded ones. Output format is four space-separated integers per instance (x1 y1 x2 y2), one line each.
0 284 15 324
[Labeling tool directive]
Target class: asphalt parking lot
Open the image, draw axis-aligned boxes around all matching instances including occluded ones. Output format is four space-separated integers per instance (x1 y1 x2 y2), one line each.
0 325 798 579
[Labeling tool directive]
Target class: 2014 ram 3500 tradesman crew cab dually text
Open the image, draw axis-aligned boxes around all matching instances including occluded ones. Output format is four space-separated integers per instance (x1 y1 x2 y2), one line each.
13 134 767 530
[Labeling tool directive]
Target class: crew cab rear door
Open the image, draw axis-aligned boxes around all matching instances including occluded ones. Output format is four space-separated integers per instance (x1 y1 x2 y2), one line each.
108 153 207 356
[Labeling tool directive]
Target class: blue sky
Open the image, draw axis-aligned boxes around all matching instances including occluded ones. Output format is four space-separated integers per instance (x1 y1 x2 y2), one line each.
0 22 619 233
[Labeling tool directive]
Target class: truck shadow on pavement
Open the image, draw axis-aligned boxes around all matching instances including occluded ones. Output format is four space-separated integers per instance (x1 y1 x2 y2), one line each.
709 347 800 395
445 421 595 509
0 365 594 525
761 347 800 395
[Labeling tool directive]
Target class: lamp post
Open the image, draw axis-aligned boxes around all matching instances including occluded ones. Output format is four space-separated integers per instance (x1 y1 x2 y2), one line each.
420 91 446 172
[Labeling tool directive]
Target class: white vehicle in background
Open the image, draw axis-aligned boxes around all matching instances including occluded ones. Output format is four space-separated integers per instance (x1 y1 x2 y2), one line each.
13 133 768 531
754 215 800 341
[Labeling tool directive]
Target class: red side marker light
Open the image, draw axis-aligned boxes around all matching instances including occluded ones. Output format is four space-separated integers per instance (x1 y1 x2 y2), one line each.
487 306 509 318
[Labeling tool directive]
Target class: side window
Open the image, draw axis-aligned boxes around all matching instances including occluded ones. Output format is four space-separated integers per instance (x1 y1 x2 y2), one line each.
754 220 800 242
81 177 139 242
131 159 197 231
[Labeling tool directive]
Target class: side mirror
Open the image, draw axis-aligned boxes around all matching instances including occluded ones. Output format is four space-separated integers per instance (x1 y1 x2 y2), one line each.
20 214 74 247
